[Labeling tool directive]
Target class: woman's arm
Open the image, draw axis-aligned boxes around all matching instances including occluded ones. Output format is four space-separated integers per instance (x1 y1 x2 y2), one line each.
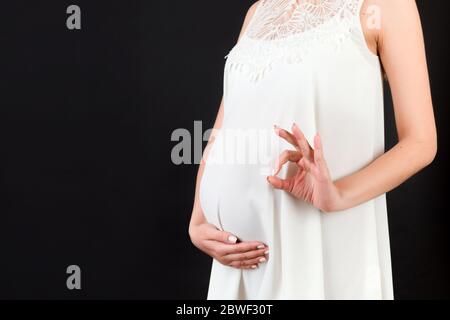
334 0 437 210
189 2 269 269
268 0 437 212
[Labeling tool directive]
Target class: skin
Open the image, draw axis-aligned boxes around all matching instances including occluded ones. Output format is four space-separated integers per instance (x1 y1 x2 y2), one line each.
189 0 437 269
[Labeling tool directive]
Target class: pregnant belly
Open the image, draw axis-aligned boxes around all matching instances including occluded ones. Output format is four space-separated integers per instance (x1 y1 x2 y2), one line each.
199 161 271 242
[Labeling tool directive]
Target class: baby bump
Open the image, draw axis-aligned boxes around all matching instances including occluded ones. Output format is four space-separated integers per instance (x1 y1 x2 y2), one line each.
200 161 271 242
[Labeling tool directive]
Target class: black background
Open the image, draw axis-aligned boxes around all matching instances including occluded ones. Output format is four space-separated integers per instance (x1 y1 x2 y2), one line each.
1 1 449 299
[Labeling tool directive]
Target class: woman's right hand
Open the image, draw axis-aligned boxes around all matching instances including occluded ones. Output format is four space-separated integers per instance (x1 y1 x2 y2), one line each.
189 223 269 270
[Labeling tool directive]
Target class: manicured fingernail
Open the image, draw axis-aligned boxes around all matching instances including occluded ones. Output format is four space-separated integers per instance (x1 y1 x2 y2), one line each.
251 265 258 269
259 257 267 263
274 125 280 134
264 250 269 255
257 245 265 249
228 235 238 243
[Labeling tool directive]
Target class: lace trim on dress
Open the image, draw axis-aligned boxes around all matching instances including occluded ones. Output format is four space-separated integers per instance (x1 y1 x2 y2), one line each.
224 0 361 82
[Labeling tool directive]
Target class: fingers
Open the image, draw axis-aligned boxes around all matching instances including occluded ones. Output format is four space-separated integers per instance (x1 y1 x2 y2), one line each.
292 123 313 160
274 123 313 160
203 225 239 244
224 247 269 268
197 225 271 271
225 247 268 261
221 241 268 255
273 149 302 176
275 124 329 181
267 175 293 192
274 125 301 150
313 133 331 180
228 254 268 269
207 240 270 270
203 239 267 258
298 157 319 177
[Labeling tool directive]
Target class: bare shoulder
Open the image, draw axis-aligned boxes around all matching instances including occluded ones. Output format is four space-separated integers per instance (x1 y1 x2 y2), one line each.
376 0 422 50
370 0 420 25
359 0 420 55
247 0 260 18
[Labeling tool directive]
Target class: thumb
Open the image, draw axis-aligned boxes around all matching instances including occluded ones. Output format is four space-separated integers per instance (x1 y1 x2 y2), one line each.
205 225 239 244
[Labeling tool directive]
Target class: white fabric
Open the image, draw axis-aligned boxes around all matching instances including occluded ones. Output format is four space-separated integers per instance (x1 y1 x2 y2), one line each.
199 0 394 300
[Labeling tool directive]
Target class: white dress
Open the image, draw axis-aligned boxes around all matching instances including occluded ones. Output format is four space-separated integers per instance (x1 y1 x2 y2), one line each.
199 0 394 300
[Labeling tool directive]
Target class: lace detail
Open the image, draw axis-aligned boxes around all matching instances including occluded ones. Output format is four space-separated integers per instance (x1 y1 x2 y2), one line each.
225 0 361 82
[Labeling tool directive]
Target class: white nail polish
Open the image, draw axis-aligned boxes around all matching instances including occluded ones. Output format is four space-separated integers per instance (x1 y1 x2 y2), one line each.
257 245 265 249
259 257 267 263
264 250 269 255
228 235 238 243
251 265 258 269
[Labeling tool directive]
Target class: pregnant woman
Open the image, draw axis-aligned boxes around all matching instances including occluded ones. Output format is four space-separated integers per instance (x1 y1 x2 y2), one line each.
189 0 437 299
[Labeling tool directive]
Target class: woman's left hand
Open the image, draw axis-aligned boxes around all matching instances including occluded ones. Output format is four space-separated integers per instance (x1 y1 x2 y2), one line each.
267 123 343 213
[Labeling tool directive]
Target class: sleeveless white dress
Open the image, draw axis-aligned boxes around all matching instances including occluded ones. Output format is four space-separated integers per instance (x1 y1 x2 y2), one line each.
199 0 394 300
